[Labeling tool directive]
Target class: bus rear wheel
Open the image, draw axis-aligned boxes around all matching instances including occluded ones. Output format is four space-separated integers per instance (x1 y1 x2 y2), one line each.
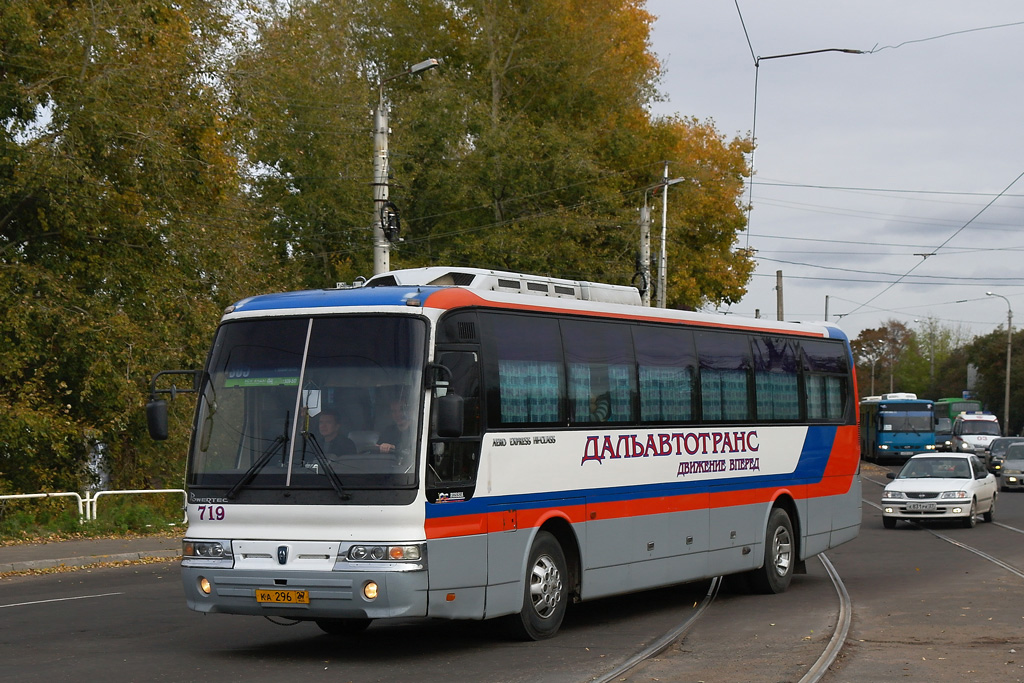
749 507 795 594
509 530 568 641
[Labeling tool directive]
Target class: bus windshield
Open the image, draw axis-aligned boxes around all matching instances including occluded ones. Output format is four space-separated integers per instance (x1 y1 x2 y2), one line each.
187 315 427 498
878 410 933 433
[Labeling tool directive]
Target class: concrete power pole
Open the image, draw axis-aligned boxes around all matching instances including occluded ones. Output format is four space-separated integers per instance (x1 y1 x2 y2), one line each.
371 103 390 275
639 203 651 306
776 270 784 321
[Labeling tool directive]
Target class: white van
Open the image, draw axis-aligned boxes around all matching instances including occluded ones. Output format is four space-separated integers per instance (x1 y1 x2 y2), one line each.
951 412 1001 457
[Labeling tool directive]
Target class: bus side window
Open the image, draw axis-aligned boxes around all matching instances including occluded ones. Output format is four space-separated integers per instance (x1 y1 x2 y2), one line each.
695 330 753 422
561 319 636 425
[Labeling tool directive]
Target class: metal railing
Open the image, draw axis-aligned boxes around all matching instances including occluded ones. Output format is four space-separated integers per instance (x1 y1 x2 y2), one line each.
0 489 186 524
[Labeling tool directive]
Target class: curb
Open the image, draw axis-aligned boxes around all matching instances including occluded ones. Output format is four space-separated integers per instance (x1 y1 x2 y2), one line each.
1 550 181 574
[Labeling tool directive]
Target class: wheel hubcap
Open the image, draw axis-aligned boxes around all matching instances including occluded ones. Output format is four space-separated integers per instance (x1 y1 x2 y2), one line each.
529 554 563 618
771 526 792 576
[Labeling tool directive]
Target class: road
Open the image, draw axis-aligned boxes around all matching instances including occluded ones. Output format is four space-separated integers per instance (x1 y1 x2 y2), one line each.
3 468 1023 682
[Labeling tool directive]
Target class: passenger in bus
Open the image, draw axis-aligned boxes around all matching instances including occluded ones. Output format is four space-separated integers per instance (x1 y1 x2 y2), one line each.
377 397 414 454
317 410 356 457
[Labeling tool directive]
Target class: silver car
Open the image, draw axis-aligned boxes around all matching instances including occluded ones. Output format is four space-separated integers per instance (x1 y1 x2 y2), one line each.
882 453 997 529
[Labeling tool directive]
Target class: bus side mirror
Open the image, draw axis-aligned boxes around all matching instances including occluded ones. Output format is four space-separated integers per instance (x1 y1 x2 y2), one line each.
435 392 464 439
147 399 169 441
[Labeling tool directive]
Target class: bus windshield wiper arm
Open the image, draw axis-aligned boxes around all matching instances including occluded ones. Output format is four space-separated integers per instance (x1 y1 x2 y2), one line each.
303 432 351 500
227 432 287 500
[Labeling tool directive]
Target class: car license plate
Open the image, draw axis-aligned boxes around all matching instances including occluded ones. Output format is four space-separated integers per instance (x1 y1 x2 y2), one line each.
256 589 309 605
907 502 936 511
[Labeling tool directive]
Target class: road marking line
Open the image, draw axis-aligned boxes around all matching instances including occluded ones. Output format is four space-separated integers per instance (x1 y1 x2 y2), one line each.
0 592 124 609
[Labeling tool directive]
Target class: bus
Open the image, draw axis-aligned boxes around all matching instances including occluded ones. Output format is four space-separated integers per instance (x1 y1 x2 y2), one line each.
859 393 937 463
146 266 862 640
934 397 982 422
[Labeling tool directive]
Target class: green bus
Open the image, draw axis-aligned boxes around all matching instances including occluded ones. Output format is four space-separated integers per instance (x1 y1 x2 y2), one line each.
934 397 982 421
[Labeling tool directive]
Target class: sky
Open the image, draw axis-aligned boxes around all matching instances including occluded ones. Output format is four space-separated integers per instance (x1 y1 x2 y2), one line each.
645 1 1024 343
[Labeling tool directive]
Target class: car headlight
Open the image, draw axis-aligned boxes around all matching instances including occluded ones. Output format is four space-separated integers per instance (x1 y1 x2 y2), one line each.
959 443 973 451
939 490 968 499
883 490 905 499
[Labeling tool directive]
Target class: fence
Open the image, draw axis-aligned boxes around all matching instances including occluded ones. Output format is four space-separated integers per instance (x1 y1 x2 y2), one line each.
0 489 186 524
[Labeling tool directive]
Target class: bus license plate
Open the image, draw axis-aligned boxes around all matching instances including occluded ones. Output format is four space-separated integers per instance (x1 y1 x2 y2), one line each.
907 502 936 511
900 451 914 456
256 589 309 605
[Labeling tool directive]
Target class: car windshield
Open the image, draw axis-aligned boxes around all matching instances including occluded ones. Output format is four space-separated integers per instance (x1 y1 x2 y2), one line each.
991 439 1024 457
187 315 427 497
898 458 973 479
960 421 1000 436
1004 446 1024 460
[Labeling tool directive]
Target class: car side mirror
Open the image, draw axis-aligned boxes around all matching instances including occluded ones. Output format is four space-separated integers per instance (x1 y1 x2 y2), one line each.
886 472 896 479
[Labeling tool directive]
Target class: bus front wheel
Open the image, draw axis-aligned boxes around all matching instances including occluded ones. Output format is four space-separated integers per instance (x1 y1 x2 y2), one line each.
509 531 568 641
749 507 795 594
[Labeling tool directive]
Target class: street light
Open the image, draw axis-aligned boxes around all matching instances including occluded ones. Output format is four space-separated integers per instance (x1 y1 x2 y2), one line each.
987 291 1013 436
372 58 439 275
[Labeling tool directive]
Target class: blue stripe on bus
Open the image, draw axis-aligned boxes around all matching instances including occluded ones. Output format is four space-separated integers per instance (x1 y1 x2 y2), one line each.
231 286 448 311
425 425 840 518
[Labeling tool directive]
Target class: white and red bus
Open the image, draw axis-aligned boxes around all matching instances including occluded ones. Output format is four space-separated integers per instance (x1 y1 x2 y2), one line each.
148 266 861 640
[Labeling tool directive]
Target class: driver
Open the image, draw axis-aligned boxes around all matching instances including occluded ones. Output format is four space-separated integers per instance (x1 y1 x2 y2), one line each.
317 410 356 457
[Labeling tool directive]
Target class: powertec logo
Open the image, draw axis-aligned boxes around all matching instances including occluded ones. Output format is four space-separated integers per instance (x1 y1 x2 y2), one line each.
580 430 760 478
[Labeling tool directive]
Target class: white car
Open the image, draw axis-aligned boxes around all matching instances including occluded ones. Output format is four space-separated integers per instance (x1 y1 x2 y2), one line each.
881 453 997 529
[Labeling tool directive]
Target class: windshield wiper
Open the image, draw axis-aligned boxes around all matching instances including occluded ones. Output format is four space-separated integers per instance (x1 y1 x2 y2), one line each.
226 414 290 500
302 432 351 500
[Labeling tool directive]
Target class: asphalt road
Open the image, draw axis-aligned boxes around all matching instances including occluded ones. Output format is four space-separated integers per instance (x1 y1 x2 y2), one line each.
3 468 1023 682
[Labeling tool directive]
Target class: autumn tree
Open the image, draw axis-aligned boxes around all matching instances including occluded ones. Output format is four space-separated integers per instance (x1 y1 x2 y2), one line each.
852 320 915 396
0 0 271 494
233 0 756 310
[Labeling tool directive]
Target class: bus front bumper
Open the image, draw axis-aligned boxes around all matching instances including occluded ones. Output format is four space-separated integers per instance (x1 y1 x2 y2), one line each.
181 565 428 619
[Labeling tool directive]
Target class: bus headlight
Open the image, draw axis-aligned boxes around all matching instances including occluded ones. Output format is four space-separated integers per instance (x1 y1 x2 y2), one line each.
182 539 234 568
340 543 425 568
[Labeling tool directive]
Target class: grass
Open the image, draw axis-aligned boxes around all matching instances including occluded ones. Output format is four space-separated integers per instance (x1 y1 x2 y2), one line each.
0 496 183 545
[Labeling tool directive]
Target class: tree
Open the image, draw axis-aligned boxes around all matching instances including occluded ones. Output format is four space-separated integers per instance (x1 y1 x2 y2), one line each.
0 0 271 494
965 327 1024 435
852 320 914 396
232 0 756 310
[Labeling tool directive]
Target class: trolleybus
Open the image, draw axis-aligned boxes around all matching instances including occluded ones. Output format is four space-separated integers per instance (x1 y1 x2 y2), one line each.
147 267 862 640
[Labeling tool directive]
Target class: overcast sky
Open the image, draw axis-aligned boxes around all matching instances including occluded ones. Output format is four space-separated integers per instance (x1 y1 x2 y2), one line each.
646 1 1024 342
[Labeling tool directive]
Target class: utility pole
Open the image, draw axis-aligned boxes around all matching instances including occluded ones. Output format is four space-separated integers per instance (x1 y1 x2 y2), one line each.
371 102 391 275
639 203 651 306
657 162 669 309
776 270 784 321
372 58 439 275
